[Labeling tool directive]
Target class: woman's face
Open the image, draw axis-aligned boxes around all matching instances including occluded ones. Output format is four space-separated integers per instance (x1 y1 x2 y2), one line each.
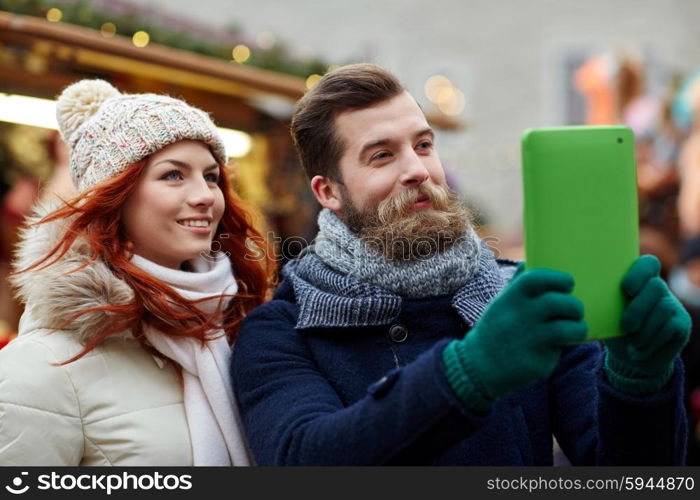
121 140 225 269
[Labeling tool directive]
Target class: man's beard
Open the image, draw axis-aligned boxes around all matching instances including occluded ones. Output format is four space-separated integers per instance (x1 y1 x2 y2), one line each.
339 181 474 261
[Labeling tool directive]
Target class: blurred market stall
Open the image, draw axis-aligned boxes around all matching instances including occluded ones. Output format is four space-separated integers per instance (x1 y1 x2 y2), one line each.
0 8 321 337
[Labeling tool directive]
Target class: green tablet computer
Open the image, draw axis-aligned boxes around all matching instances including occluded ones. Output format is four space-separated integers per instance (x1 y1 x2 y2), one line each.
521 125 639 341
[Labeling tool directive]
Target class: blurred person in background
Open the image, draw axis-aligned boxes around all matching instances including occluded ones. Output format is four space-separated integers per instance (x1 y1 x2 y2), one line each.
635 87 685 279
0 126 74 346
619 53 683 278
0 175 39 347
669 237 700 464
576 50 683 277
0 132 77 350
231 63 690 465
40 131 77 203
670 70 700 465
676 74 700 240
0 79 273 465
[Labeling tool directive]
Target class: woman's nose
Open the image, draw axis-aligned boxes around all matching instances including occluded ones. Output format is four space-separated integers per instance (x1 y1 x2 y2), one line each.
187 179 215 206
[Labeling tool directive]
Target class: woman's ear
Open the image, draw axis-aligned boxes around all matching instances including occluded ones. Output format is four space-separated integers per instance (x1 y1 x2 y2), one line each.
310 175 342 212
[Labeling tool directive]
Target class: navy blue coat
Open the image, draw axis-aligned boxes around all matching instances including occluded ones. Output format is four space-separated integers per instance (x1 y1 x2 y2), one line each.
231 280 687 465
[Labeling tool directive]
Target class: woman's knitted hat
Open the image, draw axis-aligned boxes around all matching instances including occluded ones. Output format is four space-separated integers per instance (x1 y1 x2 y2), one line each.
56 79 227 192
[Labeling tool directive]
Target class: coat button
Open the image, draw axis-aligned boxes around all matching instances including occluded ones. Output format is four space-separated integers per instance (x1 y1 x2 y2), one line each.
388 324 409 343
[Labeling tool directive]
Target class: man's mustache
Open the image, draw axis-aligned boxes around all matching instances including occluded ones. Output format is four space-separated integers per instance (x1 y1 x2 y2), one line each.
377 182 450 223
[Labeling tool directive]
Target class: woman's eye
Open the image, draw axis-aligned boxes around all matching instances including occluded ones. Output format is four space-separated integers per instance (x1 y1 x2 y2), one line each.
163 170 183 181
204 173 219 183
417 140 433 151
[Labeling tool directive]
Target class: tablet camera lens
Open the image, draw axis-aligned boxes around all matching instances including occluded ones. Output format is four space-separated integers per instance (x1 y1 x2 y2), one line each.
617 138 623 143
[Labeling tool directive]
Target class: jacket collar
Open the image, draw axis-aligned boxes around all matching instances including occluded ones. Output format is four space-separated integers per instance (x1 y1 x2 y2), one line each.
10 200 134 344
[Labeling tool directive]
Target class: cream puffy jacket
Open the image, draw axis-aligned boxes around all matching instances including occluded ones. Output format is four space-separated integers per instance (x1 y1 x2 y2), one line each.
0 203 192 465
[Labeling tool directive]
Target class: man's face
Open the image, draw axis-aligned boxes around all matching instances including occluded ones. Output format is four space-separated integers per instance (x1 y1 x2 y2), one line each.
333 90 447 218
316 90 471 260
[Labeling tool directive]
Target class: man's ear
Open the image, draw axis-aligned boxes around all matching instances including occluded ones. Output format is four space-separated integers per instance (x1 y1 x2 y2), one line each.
311 175 343 212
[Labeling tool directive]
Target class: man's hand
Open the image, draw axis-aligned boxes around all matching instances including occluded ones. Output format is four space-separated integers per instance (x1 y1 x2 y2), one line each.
605 255 691 395
443 266 588 410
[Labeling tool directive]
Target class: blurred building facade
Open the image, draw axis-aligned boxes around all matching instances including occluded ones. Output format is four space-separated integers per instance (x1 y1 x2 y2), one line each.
140 0 700 246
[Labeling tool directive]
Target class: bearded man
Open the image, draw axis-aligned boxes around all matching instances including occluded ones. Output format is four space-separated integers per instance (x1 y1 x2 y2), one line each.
231 64 690 465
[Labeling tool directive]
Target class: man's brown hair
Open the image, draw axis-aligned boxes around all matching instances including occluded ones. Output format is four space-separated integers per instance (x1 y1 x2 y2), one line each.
290 63 404 182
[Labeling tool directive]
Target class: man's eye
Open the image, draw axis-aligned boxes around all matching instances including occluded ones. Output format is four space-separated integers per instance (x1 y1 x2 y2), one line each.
417 141 433 150
371 151 391 162
163 170 183 181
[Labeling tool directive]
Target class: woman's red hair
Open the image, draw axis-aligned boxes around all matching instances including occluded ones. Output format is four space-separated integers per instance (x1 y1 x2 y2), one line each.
15 155 275 363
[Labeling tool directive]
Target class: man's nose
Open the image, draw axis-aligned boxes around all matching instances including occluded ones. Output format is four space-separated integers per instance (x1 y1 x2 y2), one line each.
399 151 430 187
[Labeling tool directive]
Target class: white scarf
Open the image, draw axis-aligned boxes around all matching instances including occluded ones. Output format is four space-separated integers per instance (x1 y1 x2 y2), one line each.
130 252 252 466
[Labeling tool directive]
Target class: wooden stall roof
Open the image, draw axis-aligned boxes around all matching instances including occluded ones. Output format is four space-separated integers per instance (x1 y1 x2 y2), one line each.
0 11 306 131
0 11 464 132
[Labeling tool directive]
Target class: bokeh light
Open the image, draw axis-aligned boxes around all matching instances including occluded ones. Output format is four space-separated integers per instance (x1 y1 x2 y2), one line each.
46 8 62 22
100 22 117 38
232 45 251 63
132 31 150 48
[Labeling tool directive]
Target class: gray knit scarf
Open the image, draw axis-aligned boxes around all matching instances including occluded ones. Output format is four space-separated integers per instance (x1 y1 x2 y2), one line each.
313 209 482 298
283 209 518 330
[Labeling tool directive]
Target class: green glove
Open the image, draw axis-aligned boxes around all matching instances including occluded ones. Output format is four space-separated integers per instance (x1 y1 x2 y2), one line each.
604 254 691 396
443 265 588 413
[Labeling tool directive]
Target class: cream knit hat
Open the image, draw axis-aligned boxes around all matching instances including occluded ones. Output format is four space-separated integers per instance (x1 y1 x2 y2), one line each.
56 80 227 192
